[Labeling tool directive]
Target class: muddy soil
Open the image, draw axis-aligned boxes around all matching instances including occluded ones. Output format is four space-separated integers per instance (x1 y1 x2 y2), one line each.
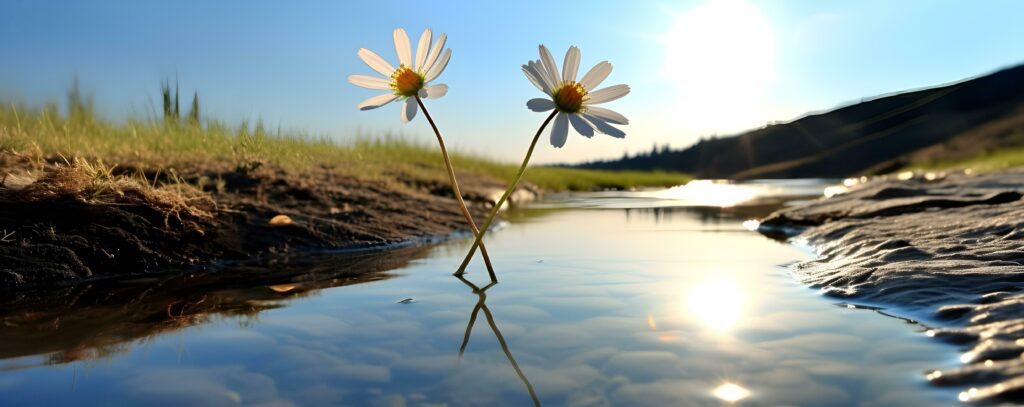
0 155 523 290
760 170 1024 403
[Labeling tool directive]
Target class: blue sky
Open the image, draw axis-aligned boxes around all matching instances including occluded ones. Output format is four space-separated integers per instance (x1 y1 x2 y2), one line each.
2 0 1023 164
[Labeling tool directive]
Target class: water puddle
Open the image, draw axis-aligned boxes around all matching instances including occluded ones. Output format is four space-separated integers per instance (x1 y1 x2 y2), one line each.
0 180 960 406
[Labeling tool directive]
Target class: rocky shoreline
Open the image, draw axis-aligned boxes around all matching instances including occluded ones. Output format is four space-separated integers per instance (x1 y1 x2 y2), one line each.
759 170 1024 403
0 154 535 291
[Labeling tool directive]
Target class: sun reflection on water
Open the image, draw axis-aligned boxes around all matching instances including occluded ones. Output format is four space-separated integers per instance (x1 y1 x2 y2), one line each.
656 180 760 207
712 382 751 402
687 278 745 332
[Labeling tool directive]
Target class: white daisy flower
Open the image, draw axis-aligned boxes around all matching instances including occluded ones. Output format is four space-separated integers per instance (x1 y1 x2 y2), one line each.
522 45 630 148
348 28 451 123
455 46 631 274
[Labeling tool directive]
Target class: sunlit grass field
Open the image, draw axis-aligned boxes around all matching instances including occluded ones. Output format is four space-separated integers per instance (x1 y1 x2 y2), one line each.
0 103 690 191
901 147 1024 174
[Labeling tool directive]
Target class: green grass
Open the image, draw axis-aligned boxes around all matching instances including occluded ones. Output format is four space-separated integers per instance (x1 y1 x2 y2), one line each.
901 147 1024 174
522 167 690 191
0 103 691 191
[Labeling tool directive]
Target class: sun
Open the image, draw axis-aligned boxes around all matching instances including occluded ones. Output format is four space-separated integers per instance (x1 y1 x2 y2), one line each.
661 0 777 134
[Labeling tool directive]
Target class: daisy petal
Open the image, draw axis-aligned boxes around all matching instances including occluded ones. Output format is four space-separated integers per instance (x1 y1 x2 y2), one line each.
357 93 398 111
348 74 391 90
424 48 451 83
419 84 448 99
562 46 580 83
529 60 556 94
550 113 569 148
357 48 396 77
523 63 552 94
583 114 626 138
393 28 412 67
526 98 555 112
423 33 447 73
401 97 418 123
568 113 594 138
585 106 629 125
579 61 612 91
587 84 630 105
414 29 432 71
524 65 548 91
538 45 561 88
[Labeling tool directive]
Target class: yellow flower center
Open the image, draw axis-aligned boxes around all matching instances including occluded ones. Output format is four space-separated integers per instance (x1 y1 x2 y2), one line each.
553 81 588 113
390 65 424 97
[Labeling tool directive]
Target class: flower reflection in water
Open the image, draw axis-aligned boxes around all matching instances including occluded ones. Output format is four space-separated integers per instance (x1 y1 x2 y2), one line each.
687 278 744 332
712 382 751 402
455 275 541 406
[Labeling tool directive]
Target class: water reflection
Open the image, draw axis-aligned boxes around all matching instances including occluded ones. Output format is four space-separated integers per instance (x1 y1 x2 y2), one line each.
0 182 961 406
656 180 761 207
539 178 834 211
687 278 745 332
0 246 431 366
455 275 541 406
626 205 798 227
712 382 751 402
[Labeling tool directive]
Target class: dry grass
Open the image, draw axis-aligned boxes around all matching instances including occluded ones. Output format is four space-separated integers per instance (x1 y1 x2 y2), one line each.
11 156 216 227
0 102 690 191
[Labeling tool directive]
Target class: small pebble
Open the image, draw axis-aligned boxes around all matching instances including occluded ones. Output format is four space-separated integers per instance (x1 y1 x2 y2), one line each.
268 214 294 226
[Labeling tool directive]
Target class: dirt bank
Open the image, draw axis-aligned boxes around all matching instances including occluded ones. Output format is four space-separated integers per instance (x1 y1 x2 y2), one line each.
760 170 1024 403
0 153 532 290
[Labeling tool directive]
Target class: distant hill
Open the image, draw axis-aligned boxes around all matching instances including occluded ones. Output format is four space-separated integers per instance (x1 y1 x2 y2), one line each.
578 64 1024 179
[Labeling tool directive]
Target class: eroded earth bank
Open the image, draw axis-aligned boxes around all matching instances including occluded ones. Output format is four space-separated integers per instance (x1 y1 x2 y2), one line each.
0 153 527 290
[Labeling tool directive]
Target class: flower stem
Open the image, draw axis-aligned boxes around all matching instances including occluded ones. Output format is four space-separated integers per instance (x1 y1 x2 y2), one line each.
415 96 497 282
455 110 558 275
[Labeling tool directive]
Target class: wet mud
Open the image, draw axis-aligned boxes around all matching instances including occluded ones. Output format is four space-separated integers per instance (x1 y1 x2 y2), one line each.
761 170 1024 403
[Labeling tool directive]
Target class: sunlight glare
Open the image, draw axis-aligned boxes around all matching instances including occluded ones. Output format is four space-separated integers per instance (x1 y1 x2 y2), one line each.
661 0 777 134
712 382 751 402
823 185 848 198
687 278 744 331
656 180 759 207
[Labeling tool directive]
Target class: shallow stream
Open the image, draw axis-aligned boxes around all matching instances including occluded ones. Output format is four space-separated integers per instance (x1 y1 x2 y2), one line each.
0 180 961 406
